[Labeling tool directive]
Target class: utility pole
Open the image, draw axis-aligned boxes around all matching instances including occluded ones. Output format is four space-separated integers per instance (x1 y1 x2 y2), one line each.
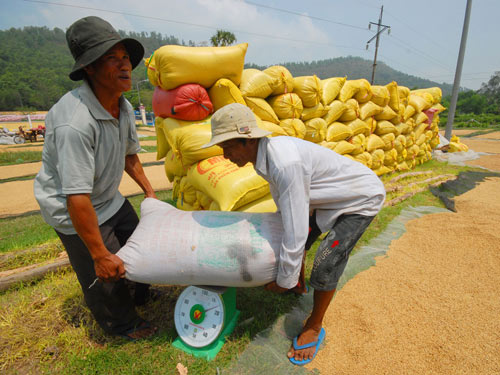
366 6 391 85
445 0 472 140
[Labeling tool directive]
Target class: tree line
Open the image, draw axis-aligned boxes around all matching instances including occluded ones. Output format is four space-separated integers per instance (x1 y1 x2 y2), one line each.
0 26 498 115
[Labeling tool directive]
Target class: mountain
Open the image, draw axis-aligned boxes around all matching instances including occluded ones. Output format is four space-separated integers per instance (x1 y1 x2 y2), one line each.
1 26 454 111
246 56 454 96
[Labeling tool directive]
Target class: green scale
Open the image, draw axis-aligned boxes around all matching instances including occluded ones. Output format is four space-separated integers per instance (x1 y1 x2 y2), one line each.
173 286 240 360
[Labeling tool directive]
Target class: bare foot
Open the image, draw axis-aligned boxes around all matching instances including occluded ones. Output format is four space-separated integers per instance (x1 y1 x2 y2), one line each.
287 325 322 362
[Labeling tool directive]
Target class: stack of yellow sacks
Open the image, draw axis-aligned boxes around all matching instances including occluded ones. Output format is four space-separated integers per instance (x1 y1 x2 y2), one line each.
147 44 447 213
448 134 469 152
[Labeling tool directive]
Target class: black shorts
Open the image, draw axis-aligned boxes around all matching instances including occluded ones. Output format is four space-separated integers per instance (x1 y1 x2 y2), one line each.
305 211 374 291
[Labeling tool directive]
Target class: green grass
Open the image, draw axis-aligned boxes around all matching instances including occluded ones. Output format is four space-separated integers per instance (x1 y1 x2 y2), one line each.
140 145 157 153
0 151 42 166
0 161 489 375
460 128 500 138
0 190 174 255
0 174 37 184
439 113 500 128
138 136 157 141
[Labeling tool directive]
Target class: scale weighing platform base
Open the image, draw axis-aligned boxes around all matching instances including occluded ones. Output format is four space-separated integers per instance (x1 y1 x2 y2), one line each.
173 286 240 361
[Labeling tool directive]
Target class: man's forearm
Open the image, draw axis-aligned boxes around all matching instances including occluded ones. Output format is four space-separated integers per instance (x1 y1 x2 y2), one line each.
67 193 109 260
125 154 156 198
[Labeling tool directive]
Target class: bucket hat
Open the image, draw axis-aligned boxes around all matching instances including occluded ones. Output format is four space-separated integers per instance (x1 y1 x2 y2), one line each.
66 16 144 81
202 103 271 148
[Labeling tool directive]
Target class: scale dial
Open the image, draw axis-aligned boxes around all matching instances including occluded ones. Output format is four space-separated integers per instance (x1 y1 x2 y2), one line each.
174 286 225 348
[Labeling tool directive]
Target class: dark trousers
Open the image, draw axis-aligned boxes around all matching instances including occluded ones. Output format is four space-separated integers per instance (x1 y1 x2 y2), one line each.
305 211 374 291
56 199 148 335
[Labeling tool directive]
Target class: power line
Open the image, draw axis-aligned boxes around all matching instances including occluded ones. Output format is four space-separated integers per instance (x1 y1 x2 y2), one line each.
384 9 454 55
22 0 365 51
243 1 369 31
385 34 454 73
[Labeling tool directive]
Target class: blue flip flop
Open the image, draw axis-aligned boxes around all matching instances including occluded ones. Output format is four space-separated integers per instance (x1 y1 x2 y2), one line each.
289 327 326 366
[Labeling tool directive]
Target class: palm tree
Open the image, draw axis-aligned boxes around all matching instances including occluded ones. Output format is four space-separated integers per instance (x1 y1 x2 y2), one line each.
210 30 237 47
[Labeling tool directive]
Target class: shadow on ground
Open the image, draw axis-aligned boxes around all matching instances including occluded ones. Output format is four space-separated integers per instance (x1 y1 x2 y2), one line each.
430 170 500 212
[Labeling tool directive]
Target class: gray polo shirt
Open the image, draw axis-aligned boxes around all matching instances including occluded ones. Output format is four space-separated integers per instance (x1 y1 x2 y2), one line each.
34 80 141 235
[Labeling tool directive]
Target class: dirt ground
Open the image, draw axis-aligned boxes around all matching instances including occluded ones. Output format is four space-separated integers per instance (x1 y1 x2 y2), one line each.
0 152 169 218
308 136 500 374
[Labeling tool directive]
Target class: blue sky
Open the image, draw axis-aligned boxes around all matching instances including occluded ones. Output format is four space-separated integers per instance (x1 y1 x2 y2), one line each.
1 0 498 90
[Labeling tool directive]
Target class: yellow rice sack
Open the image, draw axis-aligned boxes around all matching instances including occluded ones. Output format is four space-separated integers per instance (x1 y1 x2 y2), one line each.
415 133 427 146
384 149 398 166
321 77 346 105
339 98 360 122
395 122 410 135
359 101 383 120
374 106 398 121
396 161 410 172
394 134 407 153
370 86 390 107
354 151 373 168
264 65 294 95
409 94 431 112
349 134 366 155
280 118 306 139
386 81 400 112
293 75 323 107
177 177 196 211
239 69 276 98
208 78 246 111
304 118 327 143
164 149 187 182
449 142 469 152
372 165 392 176
367 134 385 152
244 97 280 124
414 122 429 140
155 117 170 160
236 194 277 213
430 103 446 114
346 118 371 137
146 43 248 90
339 79 372 103
371 149 385 169
301 103 329 121
326 122 353 142
398 86 410 105
255 117 288 137
187 155 270 211
172 175 181 200
189 190 213 211
397 148 408 163
375 120 398 136
320 141 338 151
267 93 303 120
163 117 223 168
413 112 429 125
412 87 442 105
323 100 348 125
389 114 403 125
334 140 356 155
429 136 440 149
366 117 377 134
380 132 396 151
403 105 416 121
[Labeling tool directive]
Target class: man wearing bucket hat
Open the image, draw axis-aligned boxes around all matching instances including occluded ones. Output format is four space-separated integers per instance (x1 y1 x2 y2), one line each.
203 103 386 365
34 16 158 340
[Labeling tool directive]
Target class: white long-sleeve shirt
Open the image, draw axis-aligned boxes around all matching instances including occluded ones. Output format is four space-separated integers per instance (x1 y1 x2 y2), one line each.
254 136 386 288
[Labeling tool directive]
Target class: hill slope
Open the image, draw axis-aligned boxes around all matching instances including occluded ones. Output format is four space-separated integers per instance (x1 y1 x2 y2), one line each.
0 26 452 111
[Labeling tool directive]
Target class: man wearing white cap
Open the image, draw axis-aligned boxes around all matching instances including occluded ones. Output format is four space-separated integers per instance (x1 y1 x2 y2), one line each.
203 103 386 365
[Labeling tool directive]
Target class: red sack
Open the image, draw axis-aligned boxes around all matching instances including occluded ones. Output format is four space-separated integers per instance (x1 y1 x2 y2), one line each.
152 84 213 121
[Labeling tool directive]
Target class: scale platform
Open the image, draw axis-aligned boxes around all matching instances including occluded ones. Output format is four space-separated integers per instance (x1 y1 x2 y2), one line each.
173 286 240 361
